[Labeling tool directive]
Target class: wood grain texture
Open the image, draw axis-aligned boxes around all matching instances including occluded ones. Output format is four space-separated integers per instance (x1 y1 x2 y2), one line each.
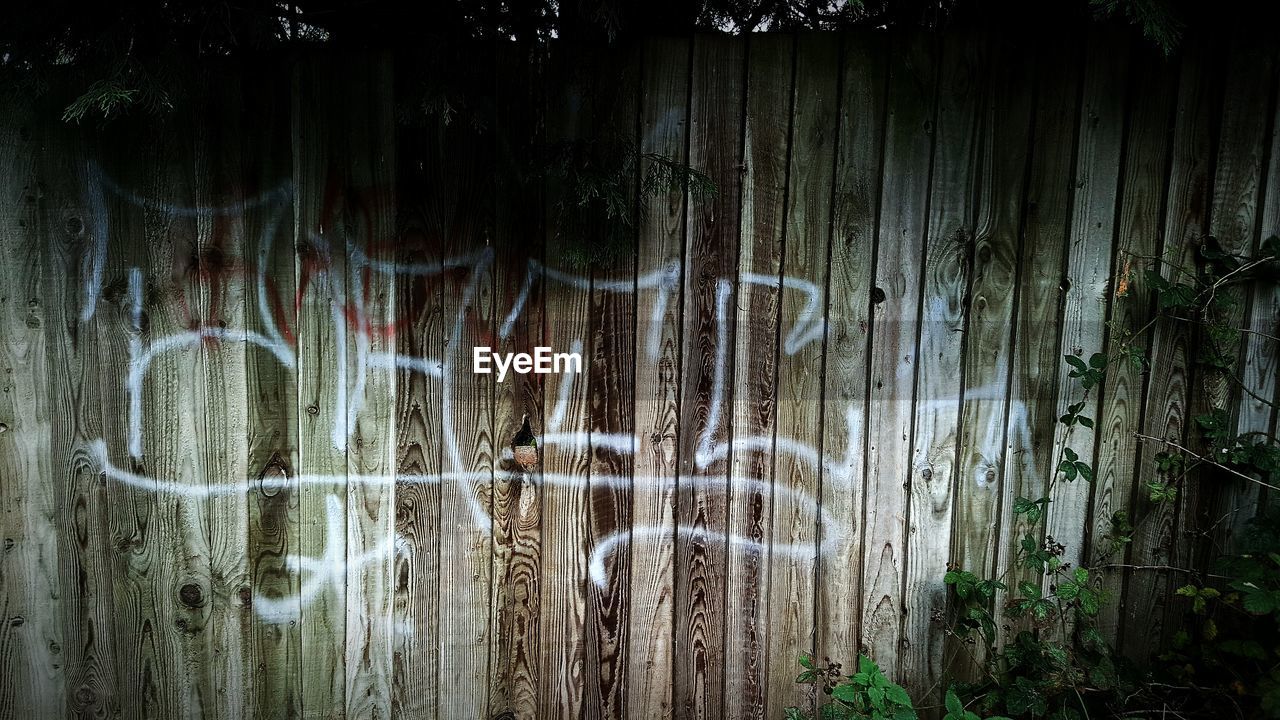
536 54 593 720
726 32 789 720
38 115 123 720
1045 28 1128 575
582 49 640 720
389 113 444 720
1089 43 1176 641
1127 36 1218 658
626 36 689 720
292 59 350 719
862 30 938 672
0 97 64 719
768 33 838 719
0 35 1276 719
948 32 1034 681
994 34 1082 644
241 65 304 720
190 73 256 718
817 30 887 671
341 57 398 720
124 112 217 720
436 91 496 720
903 30 984 696
675 34 744 720
1202 38 1277 555
490 41 547 720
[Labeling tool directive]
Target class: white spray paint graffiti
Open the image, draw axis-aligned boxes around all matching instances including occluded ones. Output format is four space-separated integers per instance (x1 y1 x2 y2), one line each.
79 171 1037 624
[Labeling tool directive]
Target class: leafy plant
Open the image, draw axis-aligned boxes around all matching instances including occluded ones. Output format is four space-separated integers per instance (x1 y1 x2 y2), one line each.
1154 515 1280 717
788 654 917 720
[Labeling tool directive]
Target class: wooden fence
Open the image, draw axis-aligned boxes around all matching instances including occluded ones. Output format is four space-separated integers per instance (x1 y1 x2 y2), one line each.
1 27 1278 720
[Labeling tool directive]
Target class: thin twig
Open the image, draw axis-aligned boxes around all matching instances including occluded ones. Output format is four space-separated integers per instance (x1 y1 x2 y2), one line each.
1133 432 1280 492
1097 563 1230 580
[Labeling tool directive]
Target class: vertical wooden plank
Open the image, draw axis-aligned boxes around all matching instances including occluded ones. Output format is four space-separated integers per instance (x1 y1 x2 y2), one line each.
436 93 495 720
117 113 216 719
292 58 349 719
43 116 122 720
993 34 1082 644
1088 44 1177 640
1044 28 1127 577
627 36 689 720
537 53 592 720
1237 61 1280 532
902 30 984 696
767 33 837 718
861 30 937 671
491 41 546 720
389 109 444 720
948 32 1035 680
0 96 64 718
190 73 255 718
584 52 641 720
342 56 397 720
817 30 887 670
1124 38 1217 660
725 32 790 720
242 64 304 719
1201 39 1277 553
676 34 744 720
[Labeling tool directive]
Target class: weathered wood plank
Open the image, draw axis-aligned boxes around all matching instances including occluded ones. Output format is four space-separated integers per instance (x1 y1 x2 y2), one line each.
862 30 938 671
817 30 887 672
1125 36 1218 659
675 34 745 720
292 58 351 719
536 55 594 719
582 49 640 720
767 33 838 719
1089 43 1176 641
948 32 1034 681
993 33 1082 645
1201 38 1277 553
37 112 125 720
241 64 304 719
389 112 444 720
342 56 398 720
488 40 546 720
725 32 790 720
1045 28 1128 579
0 96 64 719
436 98 496 720
189 73 256 718
903 30 985 695
626 35 689 720
107 111 217 719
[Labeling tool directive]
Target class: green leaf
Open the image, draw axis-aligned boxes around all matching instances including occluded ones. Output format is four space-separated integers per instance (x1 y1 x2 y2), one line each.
1076 462 1094 482
885 684 912 708
944 689 963 716
1017 581 1041 601
1065 354 1088 373
832 684 860 703
1089 352 1108 369
1078 415 1095 429
799 653 815 669
858 654 877 676
1243 589 1277 614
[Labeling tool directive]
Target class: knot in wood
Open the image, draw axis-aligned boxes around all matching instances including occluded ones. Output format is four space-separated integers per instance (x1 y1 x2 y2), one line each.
178 583 205 608
74 685 97 706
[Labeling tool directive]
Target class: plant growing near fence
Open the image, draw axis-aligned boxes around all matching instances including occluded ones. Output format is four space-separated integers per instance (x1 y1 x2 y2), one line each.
787 653 918 720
